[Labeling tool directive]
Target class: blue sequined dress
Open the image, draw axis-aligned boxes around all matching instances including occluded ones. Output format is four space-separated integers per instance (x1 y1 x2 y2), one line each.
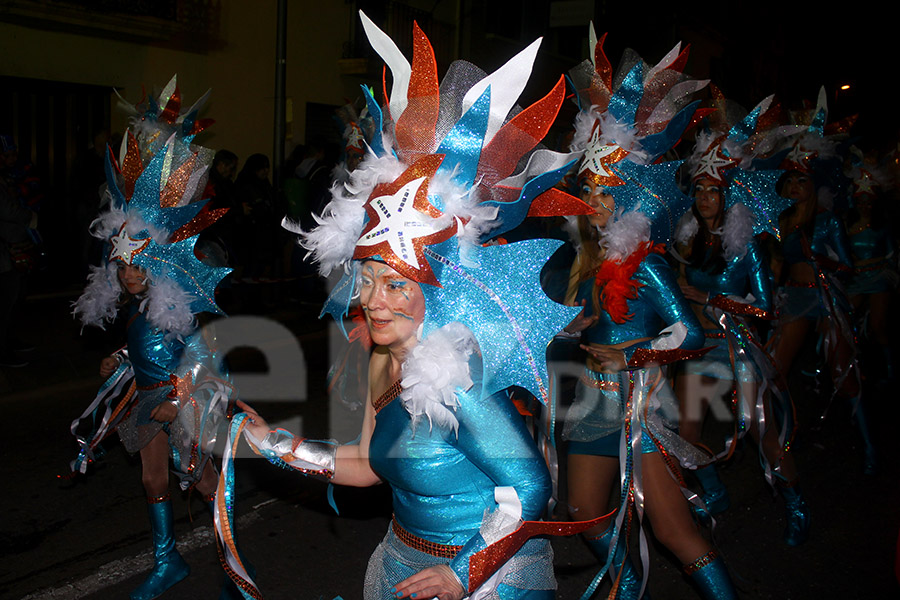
365 355 555 599
562 252 705 459
104 303 229 489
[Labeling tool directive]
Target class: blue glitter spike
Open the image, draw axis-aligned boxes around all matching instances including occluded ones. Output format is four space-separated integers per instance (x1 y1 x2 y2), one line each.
420 238 580 404
134 235 231 315
727 170 793 239
479 158 578 241
609 159 692 246
435 85 490 189
728 103 765 146
608 63 643 124
362 85 386 157
809 107 827 136
639 100 701 163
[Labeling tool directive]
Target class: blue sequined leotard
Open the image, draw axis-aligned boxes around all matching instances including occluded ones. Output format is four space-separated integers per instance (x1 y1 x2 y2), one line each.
366 354 555 599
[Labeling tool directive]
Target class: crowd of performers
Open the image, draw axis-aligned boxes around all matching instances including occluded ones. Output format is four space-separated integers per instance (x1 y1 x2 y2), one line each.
66 13 896 600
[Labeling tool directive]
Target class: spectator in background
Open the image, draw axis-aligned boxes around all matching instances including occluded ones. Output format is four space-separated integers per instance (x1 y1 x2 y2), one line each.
0 180 38 367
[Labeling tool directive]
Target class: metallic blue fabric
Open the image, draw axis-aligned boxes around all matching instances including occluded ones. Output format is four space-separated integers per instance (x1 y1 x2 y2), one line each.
574 253 704 362
687 555 738 600
126 305 188 388
781 211 852 269
848 226 893 262
367 358 551 589
584 526 647 600
684 240 772 311
130 500 190 600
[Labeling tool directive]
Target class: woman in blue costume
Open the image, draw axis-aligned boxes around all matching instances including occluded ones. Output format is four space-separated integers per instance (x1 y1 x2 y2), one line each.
672 93 806 545
214 13 604 600
71 77 234 600
843 162 898 386
768 91 876 475
560 29 738 599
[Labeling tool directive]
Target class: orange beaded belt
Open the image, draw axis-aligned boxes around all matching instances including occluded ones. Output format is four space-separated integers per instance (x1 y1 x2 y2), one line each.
784 280 816 288
391 515 462 558
579 370 620 391
704 332 727 339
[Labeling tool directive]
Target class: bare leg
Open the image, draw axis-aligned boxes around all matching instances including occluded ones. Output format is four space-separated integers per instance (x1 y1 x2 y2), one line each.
567 453 618 537
140 430 171 497
641 453 709 564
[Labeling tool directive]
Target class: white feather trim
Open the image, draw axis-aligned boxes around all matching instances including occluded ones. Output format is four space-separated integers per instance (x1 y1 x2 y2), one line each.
90 204 169 244
400 322 478 434
296 151 405 276
674 211 699 246
72 262 122 329
600 208 651 262
722 203 755 261
139 273 197 338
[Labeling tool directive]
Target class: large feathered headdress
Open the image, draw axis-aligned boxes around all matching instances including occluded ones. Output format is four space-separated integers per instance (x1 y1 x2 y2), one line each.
73 76 231 336
568 25 708 259
677 88 794 259
287 12 592 405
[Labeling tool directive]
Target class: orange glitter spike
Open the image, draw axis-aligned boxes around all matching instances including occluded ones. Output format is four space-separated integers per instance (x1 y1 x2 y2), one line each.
394 21 439 164
594 32 612 90
668 43 691 74
526 188 594 218
479 76 566 187
122 131 143 201
170 206 228 244
160 154 197 208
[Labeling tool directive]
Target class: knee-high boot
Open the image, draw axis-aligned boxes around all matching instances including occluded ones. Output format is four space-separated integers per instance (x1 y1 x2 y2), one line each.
206 493 256 600
585 526 649 600
130 495 190 600
694 464 730 516
778 480 810 546
683 550 738 600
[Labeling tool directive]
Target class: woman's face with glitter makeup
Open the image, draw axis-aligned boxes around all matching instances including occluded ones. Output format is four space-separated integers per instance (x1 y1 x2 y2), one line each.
117 263 149 295
781 171 815 204
359 260 426 353
580 178 615 228
693 177 724 226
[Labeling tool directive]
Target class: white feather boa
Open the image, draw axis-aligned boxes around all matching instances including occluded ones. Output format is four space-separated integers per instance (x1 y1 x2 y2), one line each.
400 322 478 434
721 203 755 261
570 108 649 164
72 262 122 329
600 208 652 262
139 273 197 339
289 150 406 276
673 203 756 261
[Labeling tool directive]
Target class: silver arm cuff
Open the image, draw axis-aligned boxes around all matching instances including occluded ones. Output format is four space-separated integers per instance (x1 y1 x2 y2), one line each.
250 429 337 480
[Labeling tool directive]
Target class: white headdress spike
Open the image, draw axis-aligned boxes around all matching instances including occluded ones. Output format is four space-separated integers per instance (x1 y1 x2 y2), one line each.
359 10 412 123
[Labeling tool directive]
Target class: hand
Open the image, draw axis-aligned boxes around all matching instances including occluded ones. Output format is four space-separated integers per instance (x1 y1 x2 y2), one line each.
564 300 599 334
99 356 119 378
581 344 627 373
679 283 709 304
236 400 271 440
392 565 464 600
150 400 179 423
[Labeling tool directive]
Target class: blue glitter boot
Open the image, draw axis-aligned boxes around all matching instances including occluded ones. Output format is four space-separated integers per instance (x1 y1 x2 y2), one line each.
130 496 190 600
780 481 810 546
585 527 649 600
684 550 738 600
692 464 729 520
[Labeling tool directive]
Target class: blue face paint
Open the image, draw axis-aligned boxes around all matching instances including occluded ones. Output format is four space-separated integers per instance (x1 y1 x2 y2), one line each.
392 310 415 321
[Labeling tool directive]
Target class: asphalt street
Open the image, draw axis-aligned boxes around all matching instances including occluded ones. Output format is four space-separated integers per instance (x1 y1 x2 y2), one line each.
2 285 899 600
